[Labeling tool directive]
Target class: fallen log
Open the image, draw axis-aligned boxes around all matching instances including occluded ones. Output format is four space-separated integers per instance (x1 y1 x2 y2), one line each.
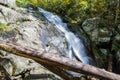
0 42 120 80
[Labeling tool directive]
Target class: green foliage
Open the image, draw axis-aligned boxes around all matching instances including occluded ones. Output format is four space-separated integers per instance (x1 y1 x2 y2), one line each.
16 0 108 24
16 0 120 26
16 0 39 7
0 23 12 33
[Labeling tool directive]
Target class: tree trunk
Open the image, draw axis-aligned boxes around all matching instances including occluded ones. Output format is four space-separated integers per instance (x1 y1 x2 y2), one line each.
0 42 120 80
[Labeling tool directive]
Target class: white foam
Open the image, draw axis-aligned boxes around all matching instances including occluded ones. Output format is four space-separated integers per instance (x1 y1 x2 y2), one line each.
38 8 93 64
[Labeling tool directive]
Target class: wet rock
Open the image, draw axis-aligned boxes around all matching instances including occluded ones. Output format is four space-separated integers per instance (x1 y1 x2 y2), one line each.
82 17 100 32
81 17 120 73
82 17 100 42
82 17 112 45
0 2 65 79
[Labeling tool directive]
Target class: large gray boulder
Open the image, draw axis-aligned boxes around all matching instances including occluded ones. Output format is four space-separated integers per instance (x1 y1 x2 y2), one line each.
0 0 16 7
0 2 67 80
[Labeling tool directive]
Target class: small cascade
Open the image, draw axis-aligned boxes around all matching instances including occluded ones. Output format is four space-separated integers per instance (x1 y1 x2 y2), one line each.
38 8 95 65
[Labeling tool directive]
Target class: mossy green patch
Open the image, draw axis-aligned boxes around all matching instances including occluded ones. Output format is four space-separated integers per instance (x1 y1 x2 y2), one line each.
0 23 13 33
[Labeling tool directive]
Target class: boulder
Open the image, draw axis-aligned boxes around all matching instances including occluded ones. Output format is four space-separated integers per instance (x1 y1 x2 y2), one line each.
0 2 67 79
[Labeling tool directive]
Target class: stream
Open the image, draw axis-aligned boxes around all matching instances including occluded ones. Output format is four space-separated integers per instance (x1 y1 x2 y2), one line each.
38 8 95 65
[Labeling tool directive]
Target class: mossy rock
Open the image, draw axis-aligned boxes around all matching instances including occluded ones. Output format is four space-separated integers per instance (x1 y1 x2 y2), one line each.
0 23 13 33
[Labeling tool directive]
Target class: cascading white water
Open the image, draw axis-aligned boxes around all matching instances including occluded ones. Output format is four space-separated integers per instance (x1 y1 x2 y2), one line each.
38 8 95 65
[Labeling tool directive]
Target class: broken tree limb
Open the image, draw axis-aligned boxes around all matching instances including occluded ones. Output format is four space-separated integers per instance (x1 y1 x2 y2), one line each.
0 42 120 80
0 42 78 80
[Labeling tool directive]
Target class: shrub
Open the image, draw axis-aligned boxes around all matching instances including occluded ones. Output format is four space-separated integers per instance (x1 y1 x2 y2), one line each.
16 0 107 24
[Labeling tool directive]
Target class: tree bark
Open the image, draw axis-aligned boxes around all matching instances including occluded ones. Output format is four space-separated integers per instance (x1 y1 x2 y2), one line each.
107 54 113 72
0 42 120 80
115 0 119 24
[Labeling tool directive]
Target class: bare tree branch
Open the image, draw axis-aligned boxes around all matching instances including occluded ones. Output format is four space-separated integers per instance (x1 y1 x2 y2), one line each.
0 42 120 80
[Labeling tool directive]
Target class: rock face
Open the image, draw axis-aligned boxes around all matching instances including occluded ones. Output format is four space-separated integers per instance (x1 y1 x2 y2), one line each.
0 2 66 80
0 0 16 7
82 17 120 74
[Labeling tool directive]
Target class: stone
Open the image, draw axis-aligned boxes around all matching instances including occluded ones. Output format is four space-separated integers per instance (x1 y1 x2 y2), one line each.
0 2 65 79
0 0 16 7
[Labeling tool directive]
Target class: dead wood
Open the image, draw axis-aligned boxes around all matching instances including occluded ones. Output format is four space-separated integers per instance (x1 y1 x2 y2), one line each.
0 42 120 80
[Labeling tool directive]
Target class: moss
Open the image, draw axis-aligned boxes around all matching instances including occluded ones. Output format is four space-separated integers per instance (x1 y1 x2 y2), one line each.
0 23 13 33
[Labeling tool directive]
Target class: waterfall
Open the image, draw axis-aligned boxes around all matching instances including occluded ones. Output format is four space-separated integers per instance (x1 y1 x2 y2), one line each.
38 8 95 65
